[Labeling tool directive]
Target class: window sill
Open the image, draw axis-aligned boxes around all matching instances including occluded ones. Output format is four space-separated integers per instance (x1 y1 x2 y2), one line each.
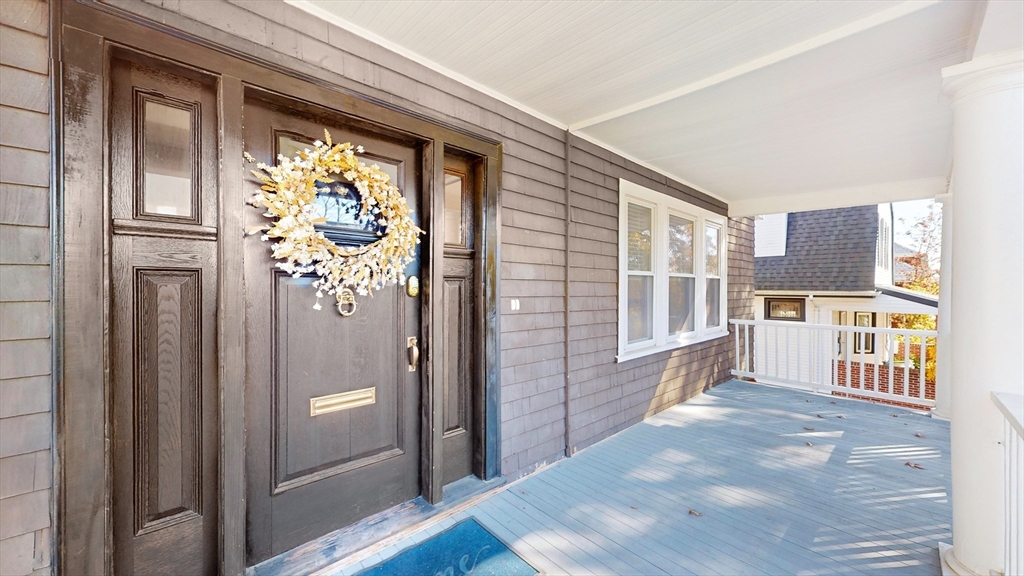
615 329 729 363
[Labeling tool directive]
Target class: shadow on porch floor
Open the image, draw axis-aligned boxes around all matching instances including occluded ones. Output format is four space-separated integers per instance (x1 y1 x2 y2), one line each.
324 379 951 575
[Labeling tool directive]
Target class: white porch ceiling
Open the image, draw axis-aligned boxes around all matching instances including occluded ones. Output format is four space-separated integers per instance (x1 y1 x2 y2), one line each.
295 1 983 215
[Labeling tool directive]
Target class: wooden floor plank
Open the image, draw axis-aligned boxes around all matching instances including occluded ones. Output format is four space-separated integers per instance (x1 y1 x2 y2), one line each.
355 380 950 575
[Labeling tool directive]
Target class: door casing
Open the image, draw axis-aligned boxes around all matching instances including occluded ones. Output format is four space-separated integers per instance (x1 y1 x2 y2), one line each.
54 2 502 573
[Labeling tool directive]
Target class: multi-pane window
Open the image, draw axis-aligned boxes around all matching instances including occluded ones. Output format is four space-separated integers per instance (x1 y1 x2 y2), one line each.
667 215 695 335
705 223 721 329
618 179 728 360
626 203 655 343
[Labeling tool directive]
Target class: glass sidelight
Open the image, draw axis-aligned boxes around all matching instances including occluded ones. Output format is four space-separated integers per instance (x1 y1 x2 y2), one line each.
141 99 195 218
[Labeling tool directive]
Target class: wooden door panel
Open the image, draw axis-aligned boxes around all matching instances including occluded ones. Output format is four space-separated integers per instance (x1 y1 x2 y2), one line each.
243 95 423 562
440 156 480 486
134 267 202 530
273 274 406 489
110 55 219 575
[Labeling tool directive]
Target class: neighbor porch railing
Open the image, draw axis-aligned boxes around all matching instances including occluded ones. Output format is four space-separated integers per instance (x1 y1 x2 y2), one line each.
993 391 1023 576
730 319 937 409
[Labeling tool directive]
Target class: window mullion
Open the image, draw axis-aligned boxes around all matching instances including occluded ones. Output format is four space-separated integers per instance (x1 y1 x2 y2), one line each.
695 215 706 337
654 205 669 346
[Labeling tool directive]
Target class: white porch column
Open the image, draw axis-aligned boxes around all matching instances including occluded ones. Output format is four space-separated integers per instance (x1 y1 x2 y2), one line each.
933 194 952 419
941 50 1024 576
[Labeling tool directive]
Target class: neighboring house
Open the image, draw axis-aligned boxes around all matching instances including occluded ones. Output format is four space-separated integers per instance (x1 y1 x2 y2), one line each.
752 205 938 395
754 203 938 325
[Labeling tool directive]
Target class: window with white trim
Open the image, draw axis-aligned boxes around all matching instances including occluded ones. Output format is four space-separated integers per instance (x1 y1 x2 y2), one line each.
618 179 728 361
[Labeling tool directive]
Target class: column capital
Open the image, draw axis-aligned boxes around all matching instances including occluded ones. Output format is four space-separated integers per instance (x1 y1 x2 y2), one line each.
942 49 1023 107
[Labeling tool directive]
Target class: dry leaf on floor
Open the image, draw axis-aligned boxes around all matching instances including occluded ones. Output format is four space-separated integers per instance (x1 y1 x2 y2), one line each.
816 414 824 418
806 441 813 447
915 433 925 438
905 462 924 470
891 414 900 417
630 506 637 510
803 427 815 431
829 401 836 404
688 509 703 517
805 399 811 403
837 415 846 419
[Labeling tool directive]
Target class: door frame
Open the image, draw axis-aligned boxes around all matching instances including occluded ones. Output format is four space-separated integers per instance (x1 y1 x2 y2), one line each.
54 2 502 574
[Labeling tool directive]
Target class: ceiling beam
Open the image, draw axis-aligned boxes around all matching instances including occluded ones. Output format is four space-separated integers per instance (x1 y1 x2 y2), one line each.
728 177 948 217
569 0 942 131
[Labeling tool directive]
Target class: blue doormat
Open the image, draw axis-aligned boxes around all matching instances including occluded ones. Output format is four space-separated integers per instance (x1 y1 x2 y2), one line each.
358 518 537 576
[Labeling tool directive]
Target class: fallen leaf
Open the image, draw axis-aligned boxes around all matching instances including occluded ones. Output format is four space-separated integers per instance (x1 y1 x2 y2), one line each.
816 414 824 418
905 462 924 470
891 414 900 418
915 432 925 438
803 427 815 431
688 509 703 517
805 399 811 403
837 415 846 419
829 401 836 405
806 441 813 447
630 506 638 510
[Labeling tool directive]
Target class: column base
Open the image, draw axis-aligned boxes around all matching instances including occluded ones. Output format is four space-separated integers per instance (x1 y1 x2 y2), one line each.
938 542 989 576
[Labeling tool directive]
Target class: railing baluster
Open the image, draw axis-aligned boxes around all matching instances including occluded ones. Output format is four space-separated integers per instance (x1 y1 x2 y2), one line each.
773 324 779 380
884 330 892 397
903 331 911 398
832 326 839 391
919 337 928 401
872 334 879 393
745 319 753 375
734 322 740 373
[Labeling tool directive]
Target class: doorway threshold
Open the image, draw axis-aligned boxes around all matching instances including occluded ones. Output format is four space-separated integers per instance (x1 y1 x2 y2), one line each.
247 476 505 576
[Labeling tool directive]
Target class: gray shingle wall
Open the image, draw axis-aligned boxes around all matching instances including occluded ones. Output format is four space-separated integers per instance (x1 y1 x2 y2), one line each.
565 136 754 452
113 0 571 478
10 0 757 505
120 0 756 475
755 206 878 292
0 1 53 575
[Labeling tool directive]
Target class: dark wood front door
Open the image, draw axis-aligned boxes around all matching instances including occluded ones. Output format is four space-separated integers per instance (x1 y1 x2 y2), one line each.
242 95 424 562
109 57 220 575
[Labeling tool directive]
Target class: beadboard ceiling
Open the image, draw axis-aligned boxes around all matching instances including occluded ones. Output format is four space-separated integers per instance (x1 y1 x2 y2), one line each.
294 0 985 215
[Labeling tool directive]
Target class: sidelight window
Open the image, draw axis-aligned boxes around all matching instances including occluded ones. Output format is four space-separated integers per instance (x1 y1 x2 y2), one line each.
617 179 728 361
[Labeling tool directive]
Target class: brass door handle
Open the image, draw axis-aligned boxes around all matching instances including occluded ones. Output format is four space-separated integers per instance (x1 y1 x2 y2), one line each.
407 337 419 372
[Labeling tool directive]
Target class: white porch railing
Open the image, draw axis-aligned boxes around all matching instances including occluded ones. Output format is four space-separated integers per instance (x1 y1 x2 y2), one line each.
993 392 1023 576
730 318 938 408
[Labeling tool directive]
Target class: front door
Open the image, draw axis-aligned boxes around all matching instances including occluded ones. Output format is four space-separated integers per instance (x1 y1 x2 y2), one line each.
242 94 424 563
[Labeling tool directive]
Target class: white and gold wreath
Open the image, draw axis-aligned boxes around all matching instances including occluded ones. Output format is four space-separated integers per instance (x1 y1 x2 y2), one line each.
245 130 423 312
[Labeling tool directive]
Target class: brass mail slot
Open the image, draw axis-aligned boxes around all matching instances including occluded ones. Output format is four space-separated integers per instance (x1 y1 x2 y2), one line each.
310 387 376 417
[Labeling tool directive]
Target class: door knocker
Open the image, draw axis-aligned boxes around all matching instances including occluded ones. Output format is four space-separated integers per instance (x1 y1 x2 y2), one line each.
337 287 357 317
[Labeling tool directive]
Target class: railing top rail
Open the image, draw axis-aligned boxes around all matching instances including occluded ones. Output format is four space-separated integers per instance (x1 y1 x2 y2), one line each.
729 318 938 337
992 391 1024 439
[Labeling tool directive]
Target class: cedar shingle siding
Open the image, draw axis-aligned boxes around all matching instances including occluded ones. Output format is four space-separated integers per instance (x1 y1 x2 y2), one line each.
0 1 53 575
755 205 879 292
566 136 753 452
1 11 755 566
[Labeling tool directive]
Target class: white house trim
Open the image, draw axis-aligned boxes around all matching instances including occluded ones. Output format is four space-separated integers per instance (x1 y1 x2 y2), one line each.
617 179 728 362
728 177 948 218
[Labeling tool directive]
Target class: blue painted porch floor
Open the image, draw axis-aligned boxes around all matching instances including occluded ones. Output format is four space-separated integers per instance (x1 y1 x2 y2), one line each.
326 380 951 575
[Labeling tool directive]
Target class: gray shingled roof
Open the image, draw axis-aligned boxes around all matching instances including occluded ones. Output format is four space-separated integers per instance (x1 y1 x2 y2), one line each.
755 205 878 292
